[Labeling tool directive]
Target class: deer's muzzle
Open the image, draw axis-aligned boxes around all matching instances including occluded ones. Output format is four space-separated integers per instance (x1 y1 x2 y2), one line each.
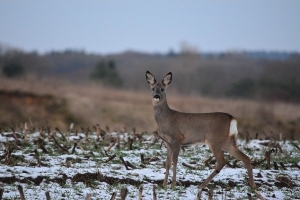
153 94 160 101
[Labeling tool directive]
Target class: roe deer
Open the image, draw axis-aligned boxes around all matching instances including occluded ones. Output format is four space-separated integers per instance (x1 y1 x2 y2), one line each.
146 71 256 189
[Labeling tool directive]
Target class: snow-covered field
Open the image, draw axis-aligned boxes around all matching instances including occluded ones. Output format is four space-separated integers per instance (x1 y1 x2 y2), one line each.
0 130 299 199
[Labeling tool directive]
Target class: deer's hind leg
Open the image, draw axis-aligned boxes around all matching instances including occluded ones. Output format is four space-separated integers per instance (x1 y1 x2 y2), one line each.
200 144 226 189
226 143 256 189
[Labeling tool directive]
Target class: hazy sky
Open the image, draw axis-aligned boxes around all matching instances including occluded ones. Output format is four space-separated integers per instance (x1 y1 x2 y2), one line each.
1 1 299 54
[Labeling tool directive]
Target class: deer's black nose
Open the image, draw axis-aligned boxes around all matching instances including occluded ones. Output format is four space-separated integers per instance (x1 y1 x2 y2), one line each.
153 94 160 100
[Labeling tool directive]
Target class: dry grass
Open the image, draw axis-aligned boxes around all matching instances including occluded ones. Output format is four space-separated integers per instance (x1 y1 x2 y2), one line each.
0 77 300 138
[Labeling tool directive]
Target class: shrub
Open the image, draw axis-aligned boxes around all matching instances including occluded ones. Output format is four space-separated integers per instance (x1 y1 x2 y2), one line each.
2 59 24 78
90 60 123 87
226 78 256 98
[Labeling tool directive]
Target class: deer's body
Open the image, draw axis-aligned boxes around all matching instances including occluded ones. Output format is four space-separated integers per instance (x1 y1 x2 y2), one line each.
146 71 256 189
155 104 235 146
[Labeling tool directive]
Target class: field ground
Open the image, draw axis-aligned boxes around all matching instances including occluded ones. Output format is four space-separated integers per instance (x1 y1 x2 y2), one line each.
0 129 300 199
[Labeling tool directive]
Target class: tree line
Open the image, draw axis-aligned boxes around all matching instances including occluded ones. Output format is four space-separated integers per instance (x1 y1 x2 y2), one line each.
0 44 299 102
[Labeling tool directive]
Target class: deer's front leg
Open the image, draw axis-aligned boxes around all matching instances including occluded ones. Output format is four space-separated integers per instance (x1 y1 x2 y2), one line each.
163 146 173 188
171 144 181 189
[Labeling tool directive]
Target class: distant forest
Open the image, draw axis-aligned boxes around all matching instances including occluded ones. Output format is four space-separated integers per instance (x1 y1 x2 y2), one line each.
1 44 300 102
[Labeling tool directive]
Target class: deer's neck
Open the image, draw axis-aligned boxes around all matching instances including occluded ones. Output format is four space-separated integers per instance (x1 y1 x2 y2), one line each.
153 99 172 125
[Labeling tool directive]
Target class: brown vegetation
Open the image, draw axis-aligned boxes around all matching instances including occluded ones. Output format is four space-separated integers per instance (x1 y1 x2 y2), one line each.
0 87 77 129
0 77 299 139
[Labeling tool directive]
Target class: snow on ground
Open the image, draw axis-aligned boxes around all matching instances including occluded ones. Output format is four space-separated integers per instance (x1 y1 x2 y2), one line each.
0 131 299 199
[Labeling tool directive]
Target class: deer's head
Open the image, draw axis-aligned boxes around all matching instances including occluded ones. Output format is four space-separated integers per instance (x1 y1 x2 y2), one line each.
146 71 172 105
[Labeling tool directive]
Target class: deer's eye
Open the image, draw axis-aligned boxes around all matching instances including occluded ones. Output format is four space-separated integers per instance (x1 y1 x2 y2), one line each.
152 88 155 91
161 88 164 92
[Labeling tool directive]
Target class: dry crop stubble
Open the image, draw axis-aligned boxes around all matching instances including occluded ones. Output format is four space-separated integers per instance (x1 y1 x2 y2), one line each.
0 127 299 199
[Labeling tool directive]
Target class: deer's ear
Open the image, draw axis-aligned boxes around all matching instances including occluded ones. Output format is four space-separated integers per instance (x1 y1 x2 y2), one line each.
162 72 172 86
146 71 156 86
